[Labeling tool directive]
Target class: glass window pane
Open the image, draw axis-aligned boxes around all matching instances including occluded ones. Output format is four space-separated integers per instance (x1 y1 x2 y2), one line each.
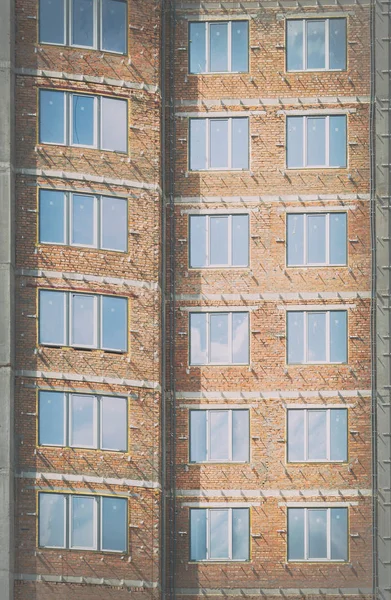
190 509 207 560
232 118 249 169
190 216 207 268
307 117 326 167
288 508 305 560
39 493 65 547
101 296 127 351
308 509 327 559
40 0 65 44
287 410 305 462
307 20 325 69
101 497 127 551
39 90 65 144
39 190 66 244
190 313 207 364
232 410 249 462
209 411 229 460
232 508 249 560
329 19 346 70
231 21 248 72
307 312 326 362
210 216 229 265
39 392 66 446
330 409 347 461
287 311 304 364
210 120 228 169
210 313 229 363
232 215 249 266
329 116 347 168
190 411 207 462
210 510 229 559
232 312 249 364
287 117 304 168
330 311 347 362
39 291 66 345
101 397 127 451
330 508 348 560
329 213 347 265
70 394 96 448
307 214 326 263
287 214 304 266
71 496 96 549
71 294 96 347
101 196 127 251
189 22 206 73
72 0 94 47
287 20 304 71
101 97 127 152
210 23 228 72
72 95 95 146
190 119 207 170
102 0 127 53
71 194 96 246
308 410 327 460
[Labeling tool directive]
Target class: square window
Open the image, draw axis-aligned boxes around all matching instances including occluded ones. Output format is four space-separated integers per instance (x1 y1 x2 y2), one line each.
286 115 347 169
190 409 249 463
190 508 249 561
189 21 248 74
287 213 347 266
288 507 348 561
286 18 347 72
287 310 347 364
287 408 348 462
189 118 249 171
190 312 249 365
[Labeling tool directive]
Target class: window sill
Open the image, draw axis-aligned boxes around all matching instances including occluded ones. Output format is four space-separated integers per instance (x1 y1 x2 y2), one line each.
38 41 127 57
285 166 348 171
189 363 250 367
189 559 250 563
285 264 348 269
38 242 128 254
38 546 128 555
286 68 347 73
189 168 250 173
188 461 249 465
188 71 249 76
286 362 348 366
39 142 128 156
39 344 128 354
188 266 250 271
286 559 349 564
287 460 348 465
37 444 128 453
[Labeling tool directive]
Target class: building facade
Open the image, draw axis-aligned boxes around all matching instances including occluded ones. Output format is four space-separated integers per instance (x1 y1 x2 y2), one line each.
0 0 390 600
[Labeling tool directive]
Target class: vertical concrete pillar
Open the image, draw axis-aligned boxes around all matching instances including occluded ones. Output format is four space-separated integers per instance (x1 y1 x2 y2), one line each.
0 0 14 597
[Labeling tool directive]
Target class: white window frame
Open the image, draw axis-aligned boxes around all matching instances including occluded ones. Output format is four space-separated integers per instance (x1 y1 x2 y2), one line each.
288 507 348 562
189 311 250 365
189 21 249 74
38 391 128 451
39 493 128 552
286 18 347 72
286 115 347 169
287 408 348 463
189 214 249 268
189 117 249 171
189 409 250 463
287 310 347 364
190 507 249 561
39 0 128 54
286 212 347 267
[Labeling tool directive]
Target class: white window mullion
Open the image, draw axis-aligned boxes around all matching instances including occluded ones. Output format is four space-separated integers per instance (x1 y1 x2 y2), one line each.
228 118 233 169
325 116 330 167
304 508 308 560
228 22 232 71
228 508 233 559
326 409 331 461
98 196 102 249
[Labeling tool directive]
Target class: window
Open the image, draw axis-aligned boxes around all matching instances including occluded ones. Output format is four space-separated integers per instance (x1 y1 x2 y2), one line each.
287 115 347 168
39 391 127 451
39 0 127 54
190 312 249 365
287 408 347 462
287 310 347 364
286 18 346 71
189 21 249 74
39 90 127 152
190 410 249 462
39 290 128 351
189 118 249 170
39 493 128 552
287 213 347 266
190 508 249 561
39 189 128 252
189 214 249 268
288 507 348 561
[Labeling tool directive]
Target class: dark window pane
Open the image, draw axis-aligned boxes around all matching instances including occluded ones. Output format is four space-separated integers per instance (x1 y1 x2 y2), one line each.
210 510 229 558
39 392 66 446
72 95 95 146
39 190 66 244
329 213 347 265
287 117 304 168
232 118 249 169
101 196 127 251
287 311 304 363
39 493 65 547
307 117 326 166
71 496 95 549
210 23 228 72
231 21 248 72
101 97 127 152
40 0 65 44
287 20 304 71
209 411 229 460
329 116 347 168
232 215 249 266
190 509 207 560
71 194 95 246
190 216 207 268
287 214 304 266
232 410 249 461
330 311 347 362
39 90 65 144
189 23 206 73
307 214 326 263
308 509 327 559
307 312 326 362
101 397 127 451
288 508 305 560
101 296 127 351
70 394 96 447
210 120 228 169
39 291 66 345
101 497 127 551
210 216 228 265
210 313 229 363
232 508 249 559
287 410 305 462
71 294 96 347
102 0 126 53
72 0 94 47
330 508 348 560
232 312 249 364
307 20 325 69
330 409 347 461
190 119 207 170
190 313 207 364
308 410 327 460
190 411 207 462
329 19 346 70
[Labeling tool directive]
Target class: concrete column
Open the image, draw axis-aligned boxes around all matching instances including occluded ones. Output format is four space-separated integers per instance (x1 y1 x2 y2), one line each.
0 0 15 598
